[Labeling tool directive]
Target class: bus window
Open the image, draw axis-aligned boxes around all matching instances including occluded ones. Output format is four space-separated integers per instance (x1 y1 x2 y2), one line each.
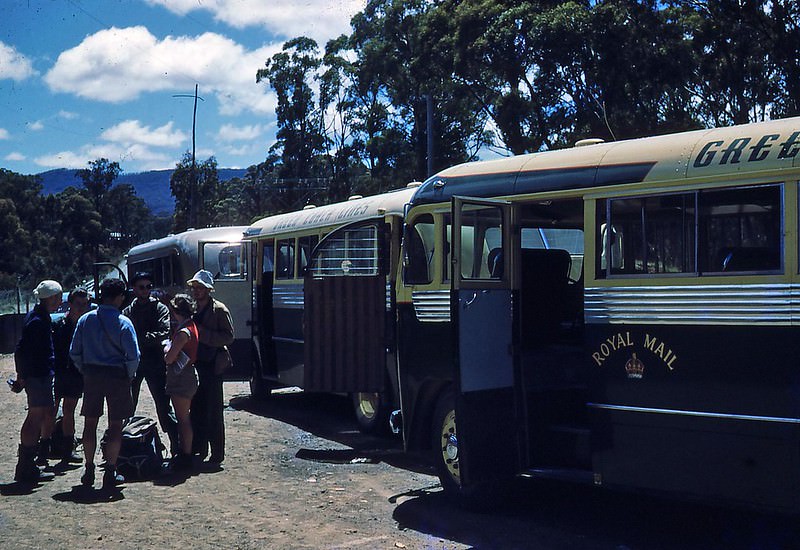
309 225 380 277
597 184 782 277
699 184 782 273
262 242 275 274
459 206 503 279
403 214 435 285
129 254 180 288
605 194 696 276
202 242 247 280
298 235 319 274
522 227 584 281
276 239 295 279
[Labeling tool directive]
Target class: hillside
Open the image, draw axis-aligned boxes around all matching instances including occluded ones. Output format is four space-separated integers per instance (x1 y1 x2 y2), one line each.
37 168 247 215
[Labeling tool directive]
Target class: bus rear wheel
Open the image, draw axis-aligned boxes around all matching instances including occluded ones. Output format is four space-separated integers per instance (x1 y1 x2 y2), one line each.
352 392 390 434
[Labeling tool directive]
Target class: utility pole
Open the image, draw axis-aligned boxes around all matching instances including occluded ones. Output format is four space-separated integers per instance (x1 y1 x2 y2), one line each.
174 84 204 228
426 94 434 177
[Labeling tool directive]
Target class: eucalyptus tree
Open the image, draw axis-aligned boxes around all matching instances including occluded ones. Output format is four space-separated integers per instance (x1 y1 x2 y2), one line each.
170 152 223 232
349 0 485 182
104 183 153 254
444 0 570 154
257 37 327 182
670 0 784 125
768 0 800 118
75 158 121 215
50 188 104 286
318 35 359 200
573 0 698 139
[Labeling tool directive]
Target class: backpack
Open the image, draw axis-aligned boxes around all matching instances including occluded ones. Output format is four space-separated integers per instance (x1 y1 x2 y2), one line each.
102 416 165 479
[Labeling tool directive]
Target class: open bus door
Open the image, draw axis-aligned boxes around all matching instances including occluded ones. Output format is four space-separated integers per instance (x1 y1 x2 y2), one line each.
303 220 389 393
446 196 522 493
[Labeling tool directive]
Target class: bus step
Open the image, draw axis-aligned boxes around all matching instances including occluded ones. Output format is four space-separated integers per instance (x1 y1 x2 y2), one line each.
521 467 595 485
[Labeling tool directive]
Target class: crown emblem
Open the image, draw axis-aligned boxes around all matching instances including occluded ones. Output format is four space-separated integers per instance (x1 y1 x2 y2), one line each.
625 353 644 379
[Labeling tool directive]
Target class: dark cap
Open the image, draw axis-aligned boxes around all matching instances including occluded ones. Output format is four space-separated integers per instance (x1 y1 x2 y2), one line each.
131 271 153 286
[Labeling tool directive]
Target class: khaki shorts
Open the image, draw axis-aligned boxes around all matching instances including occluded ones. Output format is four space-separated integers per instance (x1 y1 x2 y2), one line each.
81 371 134 421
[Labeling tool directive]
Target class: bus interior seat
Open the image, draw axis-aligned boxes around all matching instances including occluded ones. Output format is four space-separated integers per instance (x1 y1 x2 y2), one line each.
519 248 571 346
488 247 503 278
718 246 779 272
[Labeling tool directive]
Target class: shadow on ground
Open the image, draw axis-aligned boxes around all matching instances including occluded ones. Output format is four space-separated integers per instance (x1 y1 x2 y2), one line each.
390 478 800 550
52 484 125 504
228 390 431 475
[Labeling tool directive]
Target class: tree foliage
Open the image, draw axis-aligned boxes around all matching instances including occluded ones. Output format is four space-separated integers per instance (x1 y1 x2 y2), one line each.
247 0 798 207
0 161 164 291
4 0 800 291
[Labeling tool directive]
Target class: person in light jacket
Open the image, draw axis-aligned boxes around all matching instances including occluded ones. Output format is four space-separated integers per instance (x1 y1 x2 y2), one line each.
70 278 140 490
186 270 234 465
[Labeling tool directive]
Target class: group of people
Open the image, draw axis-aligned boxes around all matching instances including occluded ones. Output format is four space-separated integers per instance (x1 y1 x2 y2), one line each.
12 269 234 491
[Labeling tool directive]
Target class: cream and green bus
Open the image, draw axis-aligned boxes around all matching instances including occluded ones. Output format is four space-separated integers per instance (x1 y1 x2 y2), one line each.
245 186 417 432
391 116 800 512
125 226 250 379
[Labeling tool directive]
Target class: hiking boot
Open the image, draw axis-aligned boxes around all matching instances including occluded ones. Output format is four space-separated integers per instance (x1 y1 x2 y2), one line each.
80 464 95 487
102 466 124 489
59 438 83 465
35 439 51 467
170 453 192 472
14 444 54 483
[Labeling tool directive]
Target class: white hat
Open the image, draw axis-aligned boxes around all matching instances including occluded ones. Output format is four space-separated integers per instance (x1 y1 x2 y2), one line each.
34 280 63 300
187 269 214 289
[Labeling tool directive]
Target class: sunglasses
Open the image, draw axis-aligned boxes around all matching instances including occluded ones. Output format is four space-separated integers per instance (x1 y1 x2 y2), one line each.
136 284 153 290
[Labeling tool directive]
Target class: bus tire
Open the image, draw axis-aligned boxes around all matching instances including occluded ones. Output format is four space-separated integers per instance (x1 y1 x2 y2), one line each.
431 390 495 509
352 391 390 435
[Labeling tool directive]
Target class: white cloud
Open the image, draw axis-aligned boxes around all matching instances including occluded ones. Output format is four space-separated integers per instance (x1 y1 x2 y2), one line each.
145 0 364 43
44 27 278 117
4 152 25 161
101 120 187 148
0 41 37 81
58 110 79 120
34 119 189 171
35 143 178 172
0 128 9 140
35 150 91 170
27 121 44 131
217 123 264 142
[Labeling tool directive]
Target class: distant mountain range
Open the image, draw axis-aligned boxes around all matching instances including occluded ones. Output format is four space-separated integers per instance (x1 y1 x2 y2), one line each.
37 168 248 215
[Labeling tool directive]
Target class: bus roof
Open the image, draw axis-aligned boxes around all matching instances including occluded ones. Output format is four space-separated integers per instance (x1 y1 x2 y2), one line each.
245 186 416 238
127 226 248 260
411 116 800 205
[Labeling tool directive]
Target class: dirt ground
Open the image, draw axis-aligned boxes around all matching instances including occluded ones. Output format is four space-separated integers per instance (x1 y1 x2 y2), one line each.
0 353 463 550
3 351 800 550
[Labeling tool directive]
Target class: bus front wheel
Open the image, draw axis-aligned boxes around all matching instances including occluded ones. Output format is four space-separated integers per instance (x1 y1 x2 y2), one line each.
432 391 462 495
431 390 496 509
352 392 390 434
249 355 274 401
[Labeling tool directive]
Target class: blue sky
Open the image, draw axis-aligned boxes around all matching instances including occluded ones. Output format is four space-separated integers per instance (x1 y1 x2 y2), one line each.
0 0 364 176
